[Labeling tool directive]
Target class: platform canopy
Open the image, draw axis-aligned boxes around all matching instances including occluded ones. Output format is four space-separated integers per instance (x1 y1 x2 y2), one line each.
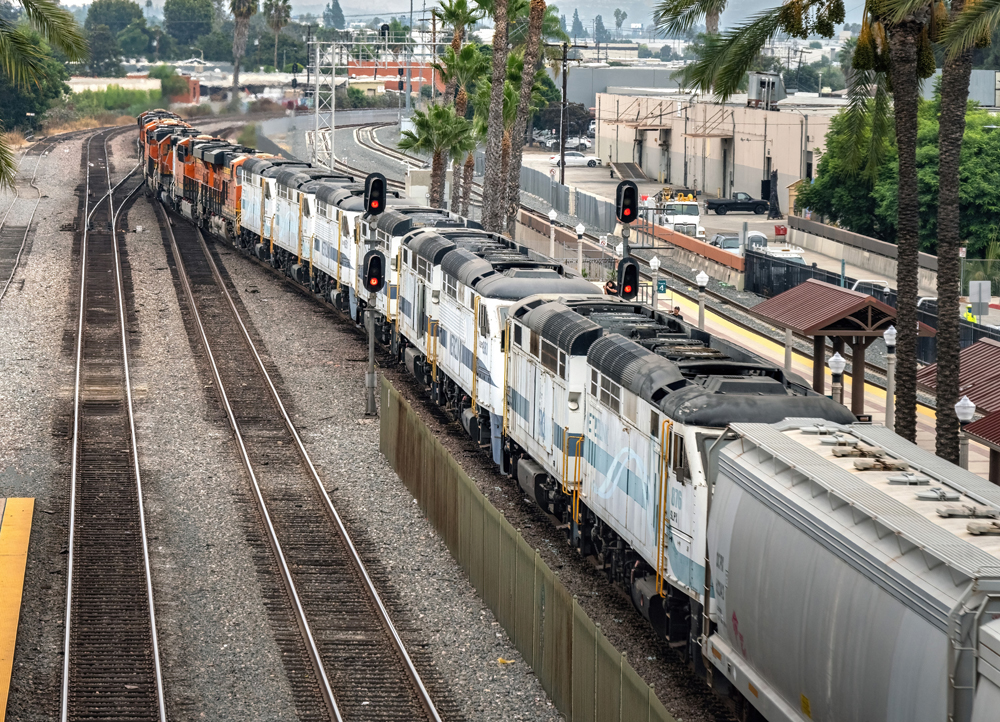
918 338 1000 414
751 279 936 337
751 279 935 416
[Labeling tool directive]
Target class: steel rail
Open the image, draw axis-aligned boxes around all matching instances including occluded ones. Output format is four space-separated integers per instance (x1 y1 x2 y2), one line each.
60 128 166 722
107 147 167 722
0 143 50 305
155 204 343 722
187 221 445 722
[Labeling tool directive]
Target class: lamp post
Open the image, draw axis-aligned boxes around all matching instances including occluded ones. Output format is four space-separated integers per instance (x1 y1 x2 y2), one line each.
956 395 977 470
650 256 661 309
883 325 897 430
548 208 558 257
696 270 709 330
829 352 846 406
576 223 585 273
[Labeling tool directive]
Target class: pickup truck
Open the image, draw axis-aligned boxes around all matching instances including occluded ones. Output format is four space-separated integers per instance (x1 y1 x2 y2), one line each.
705 192 770 215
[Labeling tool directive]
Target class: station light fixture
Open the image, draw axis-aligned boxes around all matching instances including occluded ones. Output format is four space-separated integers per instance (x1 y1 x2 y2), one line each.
955 395 977 424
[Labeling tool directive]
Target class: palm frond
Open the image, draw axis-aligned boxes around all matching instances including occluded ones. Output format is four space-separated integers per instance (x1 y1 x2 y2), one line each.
681 6 786 98
842 66 892 180
18 0 87 61
940 0 1000 57
0 129 16 192
652 0 728 38
0 21 49 87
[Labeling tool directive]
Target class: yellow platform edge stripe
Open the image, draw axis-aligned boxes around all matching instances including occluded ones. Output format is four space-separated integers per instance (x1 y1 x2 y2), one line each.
0 498 34 722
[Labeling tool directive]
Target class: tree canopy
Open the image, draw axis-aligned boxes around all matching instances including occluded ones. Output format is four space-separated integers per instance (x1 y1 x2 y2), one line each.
797 97 1000 258
85 0 143 36
323 0 344 29
164 0 214 45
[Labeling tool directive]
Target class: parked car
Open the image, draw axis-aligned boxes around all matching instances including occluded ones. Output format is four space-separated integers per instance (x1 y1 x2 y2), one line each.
549 151 602 167
705 192 770 215
543 136 591 150
709 232 804 262
587 119 596 137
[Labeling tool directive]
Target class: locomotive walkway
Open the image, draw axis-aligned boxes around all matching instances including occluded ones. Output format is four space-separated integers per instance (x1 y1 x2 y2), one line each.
663 291 992 478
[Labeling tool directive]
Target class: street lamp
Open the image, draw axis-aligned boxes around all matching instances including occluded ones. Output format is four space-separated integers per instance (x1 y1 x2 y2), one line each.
548 208 558 257
576 223 585 272
696 270 709 330
650 256 661 309
883 325 897 430
956 395 977 469
829 352 846 406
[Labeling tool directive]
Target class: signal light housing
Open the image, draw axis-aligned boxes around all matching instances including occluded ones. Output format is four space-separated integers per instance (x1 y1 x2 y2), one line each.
615 180 639 225
618 258 639 301
363 250 387 293
365 172 387 216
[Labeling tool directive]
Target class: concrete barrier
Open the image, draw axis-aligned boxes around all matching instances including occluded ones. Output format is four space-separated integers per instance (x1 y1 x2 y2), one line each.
788 216 938 293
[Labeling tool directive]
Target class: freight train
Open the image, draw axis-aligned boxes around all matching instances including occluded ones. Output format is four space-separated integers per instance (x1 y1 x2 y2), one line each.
137 111 1000 722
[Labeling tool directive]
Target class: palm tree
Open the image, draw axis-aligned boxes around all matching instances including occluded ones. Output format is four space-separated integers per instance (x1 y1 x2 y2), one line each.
433 44 489 209
504 0 546 237
399 104 474 207
0 0 87 189
881 0 970 461
934 0 1000 462
477 0 512 232
436 0 483 52
653 0 728 36
473 63 518 228
231 0 258 101
263 0 291 70
461 119 486 216
662 0 936 443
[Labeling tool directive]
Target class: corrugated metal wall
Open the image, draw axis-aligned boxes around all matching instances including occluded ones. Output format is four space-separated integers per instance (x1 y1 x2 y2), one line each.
380 379 675 722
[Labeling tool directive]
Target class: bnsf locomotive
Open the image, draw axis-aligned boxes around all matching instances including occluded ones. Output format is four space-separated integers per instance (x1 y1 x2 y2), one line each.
138 111 1000 722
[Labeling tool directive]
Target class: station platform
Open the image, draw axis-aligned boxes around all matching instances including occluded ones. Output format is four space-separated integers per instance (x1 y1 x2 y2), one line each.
662 294 993 479
0 498 33 722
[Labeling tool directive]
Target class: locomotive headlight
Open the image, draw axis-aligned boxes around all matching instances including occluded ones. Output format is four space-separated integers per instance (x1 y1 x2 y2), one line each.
568 392 581 411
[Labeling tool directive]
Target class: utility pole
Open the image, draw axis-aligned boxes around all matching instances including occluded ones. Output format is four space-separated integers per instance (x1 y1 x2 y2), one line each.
406 0 413 111
546 40 586 185
431 12 437 100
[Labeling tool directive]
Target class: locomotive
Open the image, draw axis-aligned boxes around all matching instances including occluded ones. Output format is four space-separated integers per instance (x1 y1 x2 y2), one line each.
137 111 1000 722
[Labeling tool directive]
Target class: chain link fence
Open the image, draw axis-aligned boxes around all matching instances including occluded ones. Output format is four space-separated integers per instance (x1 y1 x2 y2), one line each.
744 249 1000 365
380 380 676 722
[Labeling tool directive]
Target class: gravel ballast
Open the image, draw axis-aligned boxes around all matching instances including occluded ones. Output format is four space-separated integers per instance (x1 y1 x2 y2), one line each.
206 239 561 722
117 193 300 720
0 134 87 720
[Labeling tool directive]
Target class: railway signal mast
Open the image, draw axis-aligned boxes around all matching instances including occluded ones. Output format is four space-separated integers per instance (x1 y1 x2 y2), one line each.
364 173 387 415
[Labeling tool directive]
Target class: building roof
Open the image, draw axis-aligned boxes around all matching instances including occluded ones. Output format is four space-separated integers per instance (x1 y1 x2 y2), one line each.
750 279 936 337
918 338 1000 414
965 410 1000 451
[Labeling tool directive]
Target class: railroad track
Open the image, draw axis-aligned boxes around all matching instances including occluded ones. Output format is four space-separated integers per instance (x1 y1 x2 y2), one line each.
61 127 166 721
154 206 450 722
0 138 64 305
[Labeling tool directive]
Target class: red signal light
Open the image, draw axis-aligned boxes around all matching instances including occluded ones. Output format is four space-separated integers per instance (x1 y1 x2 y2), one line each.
624 208 631 216
372 200 379 208
369 277 378 286
624 284 633 294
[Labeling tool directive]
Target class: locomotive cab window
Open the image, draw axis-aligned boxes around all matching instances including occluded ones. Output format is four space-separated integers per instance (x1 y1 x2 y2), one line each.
651 411 660 438
672 433 689 482
513 324 522 347
541 340 559 375
479 303 490 337
529 329 539 358
600 376 621 414
590 369 598 397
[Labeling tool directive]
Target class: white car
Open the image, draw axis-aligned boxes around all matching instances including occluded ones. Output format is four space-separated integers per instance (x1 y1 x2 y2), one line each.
550 151 602 167
543 136 592 150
